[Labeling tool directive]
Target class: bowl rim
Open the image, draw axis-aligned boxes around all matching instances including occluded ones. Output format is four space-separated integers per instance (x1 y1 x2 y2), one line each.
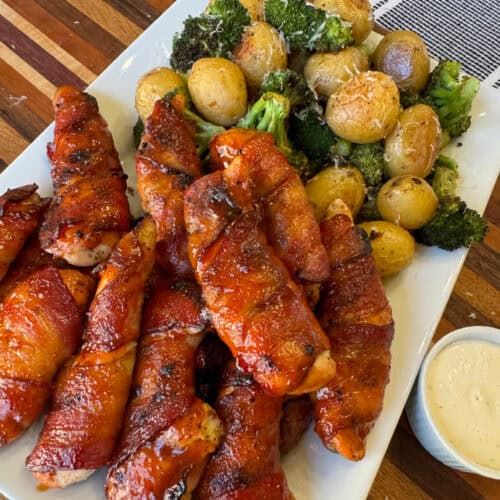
418 325 500 480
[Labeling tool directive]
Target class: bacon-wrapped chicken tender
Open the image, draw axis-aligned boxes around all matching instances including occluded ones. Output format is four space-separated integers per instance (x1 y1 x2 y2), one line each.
313 205 394 461
26 218 156 488
136 97 202 279
210 130 329 283
0 266 94 445
40 85 130 266
194 363 292 500
0 184 47 281
106 278 223 500
185 167 335 396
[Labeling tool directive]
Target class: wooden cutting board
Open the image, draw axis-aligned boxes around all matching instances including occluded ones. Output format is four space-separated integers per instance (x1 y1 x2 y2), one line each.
0 1 498 499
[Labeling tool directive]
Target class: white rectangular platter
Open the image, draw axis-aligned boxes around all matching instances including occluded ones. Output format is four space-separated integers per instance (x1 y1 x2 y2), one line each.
0 1 499 499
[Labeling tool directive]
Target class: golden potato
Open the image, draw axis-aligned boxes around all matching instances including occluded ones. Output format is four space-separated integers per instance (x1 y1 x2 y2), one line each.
304 48 369 97
233 22 287 90
188 58 248 126
373 30 430 92
377 175 438 229
207 0 264 21
359 221 415 277
306 166 366 220
135 67 186 122
311 0 374 43
385 104 441 178
325 71 400 144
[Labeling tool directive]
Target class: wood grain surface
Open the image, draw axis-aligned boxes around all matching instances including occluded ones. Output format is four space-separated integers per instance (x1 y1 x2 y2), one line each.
0 1 498 499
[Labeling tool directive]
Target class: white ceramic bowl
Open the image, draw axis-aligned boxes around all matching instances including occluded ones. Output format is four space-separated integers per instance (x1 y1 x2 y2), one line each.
406 325 500 479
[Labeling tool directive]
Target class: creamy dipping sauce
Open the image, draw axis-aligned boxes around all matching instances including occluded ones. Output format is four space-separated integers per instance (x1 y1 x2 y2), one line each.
425 340 500 471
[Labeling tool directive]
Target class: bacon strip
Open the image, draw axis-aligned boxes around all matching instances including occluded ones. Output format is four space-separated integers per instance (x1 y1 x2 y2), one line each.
194 363 292 500
184 168 335 396
136 97 202 279
313 211 394 461
106 277 223 499
0 266 94 445
26 218 156 488
210 130 329 283
0 184 47 281
40 85 130 267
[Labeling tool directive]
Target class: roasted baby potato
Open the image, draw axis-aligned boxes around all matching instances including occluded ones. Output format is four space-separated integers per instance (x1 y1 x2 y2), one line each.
385 104 441 178
326 71 400 143
373 30 430 93
188 58 248 126
377 175 438 229
311 0 374 44
304 47 369 97
359 220 415 277
306 166 366 220
233 22 287 90
135 67 186 122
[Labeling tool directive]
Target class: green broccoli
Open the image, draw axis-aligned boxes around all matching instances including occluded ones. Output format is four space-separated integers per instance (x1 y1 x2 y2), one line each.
264 0 353 52
349 142 387 187
400 90 421 109
171 0 250 72
416 198 487 250
133 118 144 149
289 106 338 162
261 69 315 108
423 60 480 138
238 92 314 179
430 154 459 201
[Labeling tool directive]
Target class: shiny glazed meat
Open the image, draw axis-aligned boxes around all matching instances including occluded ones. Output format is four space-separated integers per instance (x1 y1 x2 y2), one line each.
0 266 94 445
106 278 222 499
26 218 156 488
39 85 130 266
136 97 202 279
194 363 292 500
210 130 329 283
184 168 335 396
0 184 47 281
313 212 394 461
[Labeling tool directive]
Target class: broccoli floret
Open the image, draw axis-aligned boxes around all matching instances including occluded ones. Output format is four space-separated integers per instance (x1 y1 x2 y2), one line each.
171 0 250 73
349 142 387 187
261 70 315 108
400 90 421 109
416 198 487 250
264 0 353 52
423 60 480 138
430 154 459 201
238 92 313 178
289 106 337 162
133 118 144 149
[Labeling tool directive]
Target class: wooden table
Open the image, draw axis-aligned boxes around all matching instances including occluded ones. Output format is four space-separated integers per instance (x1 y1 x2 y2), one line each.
0 1 498 498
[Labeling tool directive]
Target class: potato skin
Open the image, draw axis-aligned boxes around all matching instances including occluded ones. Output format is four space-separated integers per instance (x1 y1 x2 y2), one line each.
304 48 369 97
135 67 186 122
373 30 430 92
359 221 415 277
306 166 366 220
311 0 374 43
326 71 400 144
188 58 248 126
385 104 441 178
233 22 287 90
377 175 438 230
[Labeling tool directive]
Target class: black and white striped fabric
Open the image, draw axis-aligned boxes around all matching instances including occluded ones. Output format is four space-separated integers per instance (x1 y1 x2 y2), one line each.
372 0 500 89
